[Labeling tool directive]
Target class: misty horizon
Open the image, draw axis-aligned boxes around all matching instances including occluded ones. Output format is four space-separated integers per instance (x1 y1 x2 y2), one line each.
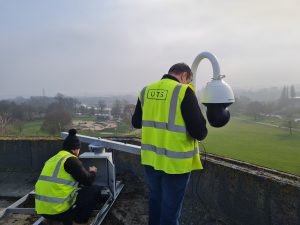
1 83 300 100
2 85 300 105
1 0 300 99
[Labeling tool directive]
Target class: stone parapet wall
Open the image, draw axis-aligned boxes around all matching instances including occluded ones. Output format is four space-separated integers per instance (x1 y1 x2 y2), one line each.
0 139 89 172
187 155 300 225
0 139 299 225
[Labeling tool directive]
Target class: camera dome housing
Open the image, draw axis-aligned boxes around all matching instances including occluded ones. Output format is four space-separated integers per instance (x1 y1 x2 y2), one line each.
200 79 234 127
203 103 232 127
200 79 235 104
191 52 235 128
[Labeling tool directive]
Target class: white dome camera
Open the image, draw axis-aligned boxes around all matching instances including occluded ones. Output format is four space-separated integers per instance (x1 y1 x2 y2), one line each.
191 52 235 127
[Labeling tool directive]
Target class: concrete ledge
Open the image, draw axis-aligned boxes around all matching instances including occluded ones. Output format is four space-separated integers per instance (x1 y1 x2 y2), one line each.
187 154 300 225
0 172 38 197
206 154 300 186
0 139 299 225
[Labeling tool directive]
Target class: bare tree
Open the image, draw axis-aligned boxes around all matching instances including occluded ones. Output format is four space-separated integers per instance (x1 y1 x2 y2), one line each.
88 107 96 116
290 85 296 98
41 110 72 135
53 93 79 115
98 100 107 113
14 120 25 135
111 99 122 119
246 101 264 121
41 95 74 135
278 86 289 108
121 104 136 126
0 113 11 134
282 106 296 135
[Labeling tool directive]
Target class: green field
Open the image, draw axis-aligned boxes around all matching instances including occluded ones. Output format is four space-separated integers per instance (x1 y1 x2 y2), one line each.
3 117 300 176
7 120 49 136
203 117 300 176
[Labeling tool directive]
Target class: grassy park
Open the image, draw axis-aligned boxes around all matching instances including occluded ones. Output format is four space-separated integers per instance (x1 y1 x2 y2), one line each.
7 120 49 137
203 117 300 176
2 116 300 176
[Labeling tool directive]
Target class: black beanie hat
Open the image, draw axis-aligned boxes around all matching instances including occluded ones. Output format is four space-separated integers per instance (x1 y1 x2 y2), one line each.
63 129 81 151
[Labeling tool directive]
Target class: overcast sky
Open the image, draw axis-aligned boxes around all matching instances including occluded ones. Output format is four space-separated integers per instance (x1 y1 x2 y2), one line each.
1 0 300 99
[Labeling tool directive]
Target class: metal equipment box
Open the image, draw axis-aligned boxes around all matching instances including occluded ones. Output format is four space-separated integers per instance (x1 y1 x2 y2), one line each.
79 152 116 197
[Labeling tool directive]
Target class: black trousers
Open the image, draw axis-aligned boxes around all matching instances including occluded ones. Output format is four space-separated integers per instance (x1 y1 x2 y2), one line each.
42 185 102 225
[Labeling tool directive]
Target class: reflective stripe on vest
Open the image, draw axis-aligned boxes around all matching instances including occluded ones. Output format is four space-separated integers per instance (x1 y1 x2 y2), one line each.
140 79 203 174
52 154 70 177
141 144 199 159
36 154 78 187
35 151 79 214
38 175 77 186
35 189 77 203
141 84 187 134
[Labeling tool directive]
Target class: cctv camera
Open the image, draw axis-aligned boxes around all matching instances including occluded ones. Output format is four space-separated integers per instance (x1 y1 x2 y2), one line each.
191 52 235 128
200 79 234 127
199 79 235 104
203 103 231 127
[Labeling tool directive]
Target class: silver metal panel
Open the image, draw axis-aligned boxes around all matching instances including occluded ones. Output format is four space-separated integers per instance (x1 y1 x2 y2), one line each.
32 217 45 225
79 152 113 187
91 182 124 225
61 133 141 155
6 208 35 214
108 159 116 198
2 134 130 225
0 191 34 218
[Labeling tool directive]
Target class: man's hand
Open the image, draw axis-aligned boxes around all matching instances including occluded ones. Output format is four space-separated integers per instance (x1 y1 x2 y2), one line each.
89 166 97 173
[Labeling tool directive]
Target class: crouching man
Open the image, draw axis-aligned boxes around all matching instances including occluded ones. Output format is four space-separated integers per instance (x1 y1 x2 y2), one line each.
35 129 101 225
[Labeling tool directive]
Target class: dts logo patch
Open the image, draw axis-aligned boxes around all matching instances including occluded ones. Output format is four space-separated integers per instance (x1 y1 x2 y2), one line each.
147 89 168 100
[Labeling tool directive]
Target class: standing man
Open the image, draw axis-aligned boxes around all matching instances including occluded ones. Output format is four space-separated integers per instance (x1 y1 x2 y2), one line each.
132 63 207 225
35 129 101 225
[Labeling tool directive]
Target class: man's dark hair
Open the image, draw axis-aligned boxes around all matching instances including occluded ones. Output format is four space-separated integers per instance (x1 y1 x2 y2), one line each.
168 63 193 78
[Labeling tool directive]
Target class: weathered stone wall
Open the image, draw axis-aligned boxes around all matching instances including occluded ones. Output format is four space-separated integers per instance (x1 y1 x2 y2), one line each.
105 138 300 225
0 139 89 172
112 149 300 225
0 139 90 197
185 156 300 225
0 139 299 225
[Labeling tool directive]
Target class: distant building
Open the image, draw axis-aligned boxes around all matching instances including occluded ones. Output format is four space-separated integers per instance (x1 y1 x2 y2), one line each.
289 97 300 107
95 107 113 120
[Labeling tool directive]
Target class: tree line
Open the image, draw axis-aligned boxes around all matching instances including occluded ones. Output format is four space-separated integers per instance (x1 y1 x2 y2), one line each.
0 93 136 136
230 85 300 134
0 94 78 135
0 85 299 136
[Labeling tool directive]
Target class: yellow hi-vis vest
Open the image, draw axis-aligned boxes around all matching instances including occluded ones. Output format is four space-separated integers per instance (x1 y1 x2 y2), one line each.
140 78 203 174
35 150 79 215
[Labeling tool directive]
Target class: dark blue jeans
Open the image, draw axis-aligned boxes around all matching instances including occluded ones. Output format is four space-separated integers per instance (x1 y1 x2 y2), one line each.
144 165 191 225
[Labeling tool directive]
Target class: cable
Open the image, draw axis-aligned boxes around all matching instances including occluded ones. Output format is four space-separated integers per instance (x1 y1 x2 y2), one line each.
187 141 215 225
198 141 207 168
189 141 210 225
194 141 228 225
